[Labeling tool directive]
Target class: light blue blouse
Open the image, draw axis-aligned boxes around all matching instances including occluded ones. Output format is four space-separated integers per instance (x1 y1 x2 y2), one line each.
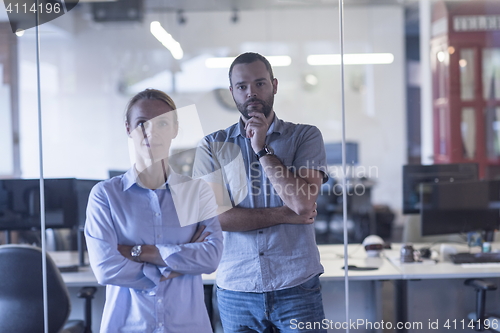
85 168 223 333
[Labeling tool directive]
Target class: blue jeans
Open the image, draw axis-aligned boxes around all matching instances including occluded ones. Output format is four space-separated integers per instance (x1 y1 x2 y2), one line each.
217 275 327 333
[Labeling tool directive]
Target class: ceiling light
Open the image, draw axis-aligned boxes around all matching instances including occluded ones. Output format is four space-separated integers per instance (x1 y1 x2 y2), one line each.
205 55 291 68
305 74 318 86
307 53 395 65
150 21 183 60
15 29 24 37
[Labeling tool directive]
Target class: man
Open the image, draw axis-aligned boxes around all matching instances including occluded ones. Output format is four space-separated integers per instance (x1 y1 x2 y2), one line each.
193 52 328 333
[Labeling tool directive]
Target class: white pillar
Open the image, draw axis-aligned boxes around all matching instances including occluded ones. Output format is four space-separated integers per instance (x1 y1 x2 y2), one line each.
420 0 434 165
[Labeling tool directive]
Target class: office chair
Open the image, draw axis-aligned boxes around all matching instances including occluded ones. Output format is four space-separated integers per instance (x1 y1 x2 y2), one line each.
465 279 500 332
0 244 96 333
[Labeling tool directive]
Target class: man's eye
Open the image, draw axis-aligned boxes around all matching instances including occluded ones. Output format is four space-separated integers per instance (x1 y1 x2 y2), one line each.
237 85 246 90
257 82 265 86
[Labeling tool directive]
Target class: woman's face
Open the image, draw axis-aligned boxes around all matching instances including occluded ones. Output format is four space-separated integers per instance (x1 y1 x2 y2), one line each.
126 99 178 164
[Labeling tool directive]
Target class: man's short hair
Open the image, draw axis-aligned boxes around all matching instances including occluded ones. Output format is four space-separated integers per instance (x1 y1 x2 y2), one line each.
228 52 274 85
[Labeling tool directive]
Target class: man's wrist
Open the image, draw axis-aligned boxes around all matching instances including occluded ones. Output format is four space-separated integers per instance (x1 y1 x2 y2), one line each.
255 144 274 160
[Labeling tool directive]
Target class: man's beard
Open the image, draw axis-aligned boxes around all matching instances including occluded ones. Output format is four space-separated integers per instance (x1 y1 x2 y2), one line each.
235 96 274 119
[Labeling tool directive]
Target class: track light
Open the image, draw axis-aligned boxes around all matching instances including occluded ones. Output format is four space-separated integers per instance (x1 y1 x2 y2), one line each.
231 9 239 23
177 10 186 25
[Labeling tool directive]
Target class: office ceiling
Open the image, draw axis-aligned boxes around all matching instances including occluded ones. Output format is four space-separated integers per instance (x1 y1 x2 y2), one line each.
0 0 481 27
142 0 479 12
0 0 481 23
144 0 399 12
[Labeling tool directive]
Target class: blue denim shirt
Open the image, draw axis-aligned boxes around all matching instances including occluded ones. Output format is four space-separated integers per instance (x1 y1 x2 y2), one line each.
85 169 223 332
193 115 327 292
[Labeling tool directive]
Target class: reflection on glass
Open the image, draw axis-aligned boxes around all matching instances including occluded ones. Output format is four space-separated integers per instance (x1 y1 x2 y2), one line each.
461 107 476 160
460 48 475 100
486 106 500 159
0 63 13 176
437 49 449 99
439 107 447 155
483 48 500 99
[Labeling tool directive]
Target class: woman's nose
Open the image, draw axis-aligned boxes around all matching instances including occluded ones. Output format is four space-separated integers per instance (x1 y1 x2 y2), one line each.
139 123 153 139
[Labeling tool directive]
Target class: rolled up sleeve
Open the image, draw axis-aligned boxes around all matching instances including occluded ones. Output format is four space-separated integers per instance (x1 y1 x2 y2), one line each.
85 183 162 290
157 216 223 275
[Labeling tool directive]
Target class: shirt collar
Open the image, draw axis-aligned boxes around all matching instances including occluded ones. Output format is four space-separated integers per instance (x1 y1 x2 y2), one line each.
121 166 183 191
230 113 283 138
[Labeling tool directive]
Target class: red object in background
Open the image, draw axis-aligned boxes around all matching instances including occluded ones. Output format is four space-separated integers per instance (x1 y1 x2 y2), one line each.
431 1 500 179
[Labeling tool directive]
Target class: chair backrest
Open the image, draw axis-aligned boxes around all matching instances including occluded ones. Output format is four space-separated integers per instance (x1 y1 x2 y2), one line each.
0 244 71 333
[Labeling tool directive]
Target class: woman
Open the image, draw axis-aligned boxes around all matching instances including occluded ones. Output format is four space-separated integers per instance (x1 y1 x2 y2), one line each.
85 89 223 333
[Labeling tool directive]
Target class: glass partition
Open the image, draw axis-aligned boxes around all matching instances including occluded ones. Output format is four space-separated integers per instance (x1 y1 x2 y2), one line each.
459 48 475 101
2 0 405 330
461 107 476 159
486 106 500 159
483 47 500 100
4 0 498 332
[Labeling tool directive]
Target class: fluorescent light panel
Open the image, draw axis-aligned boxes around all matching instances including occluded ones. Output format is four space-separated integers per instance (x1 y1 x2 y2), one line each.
150 21 183 60
307 53 394 65
206 56 291 68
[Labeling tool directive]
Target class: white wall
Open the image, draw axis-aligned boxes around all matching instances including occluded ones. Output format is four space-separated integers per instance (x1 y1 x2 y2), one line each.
0 64 13 176
14 5 406 215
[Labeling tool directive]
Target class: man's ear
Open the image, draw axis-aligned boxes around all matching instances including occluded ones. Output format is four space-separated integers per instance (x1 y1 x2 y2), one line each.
272 78 278 94
229 86 233 94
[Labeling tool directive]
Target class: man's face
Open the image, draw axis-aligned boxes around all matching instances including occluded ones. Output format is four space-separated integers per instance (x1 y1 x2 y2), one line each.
229 61 277 119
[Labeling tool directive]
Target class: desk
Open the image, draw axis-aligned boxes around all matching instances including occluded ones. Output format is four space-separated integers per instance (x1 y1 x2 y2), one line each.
384 244 500 333
50 244 500 333
49 251 218 286
50 244 403 284
50 246 399 333
50 251 219 332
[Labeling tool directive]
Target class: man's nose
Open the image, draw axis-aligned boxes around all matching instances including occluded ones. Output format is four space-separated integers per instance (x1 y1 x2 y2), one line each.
247 87 257 98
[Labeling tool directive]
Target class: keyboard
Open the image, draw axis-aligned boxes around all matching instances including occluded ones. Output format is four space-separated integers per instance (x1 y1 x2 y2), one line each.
57 265 79 273
450 252 500 264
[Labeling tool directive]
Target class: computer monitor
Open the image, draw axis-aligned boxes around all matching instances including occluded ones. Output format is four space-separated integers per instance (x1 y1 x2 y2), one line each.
420 180 500 238
0 178 100 231
402 163 479 214
324 142 358 165
73 179 100 227
108 170 126 178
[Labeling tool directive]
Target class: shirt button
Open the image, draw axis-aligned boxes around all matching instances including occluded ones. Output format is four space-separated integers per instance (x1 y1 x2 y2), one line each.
157 234 161 238
159 322 163 327
155 213 160 217
259 252 264 256
157 299 162 303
